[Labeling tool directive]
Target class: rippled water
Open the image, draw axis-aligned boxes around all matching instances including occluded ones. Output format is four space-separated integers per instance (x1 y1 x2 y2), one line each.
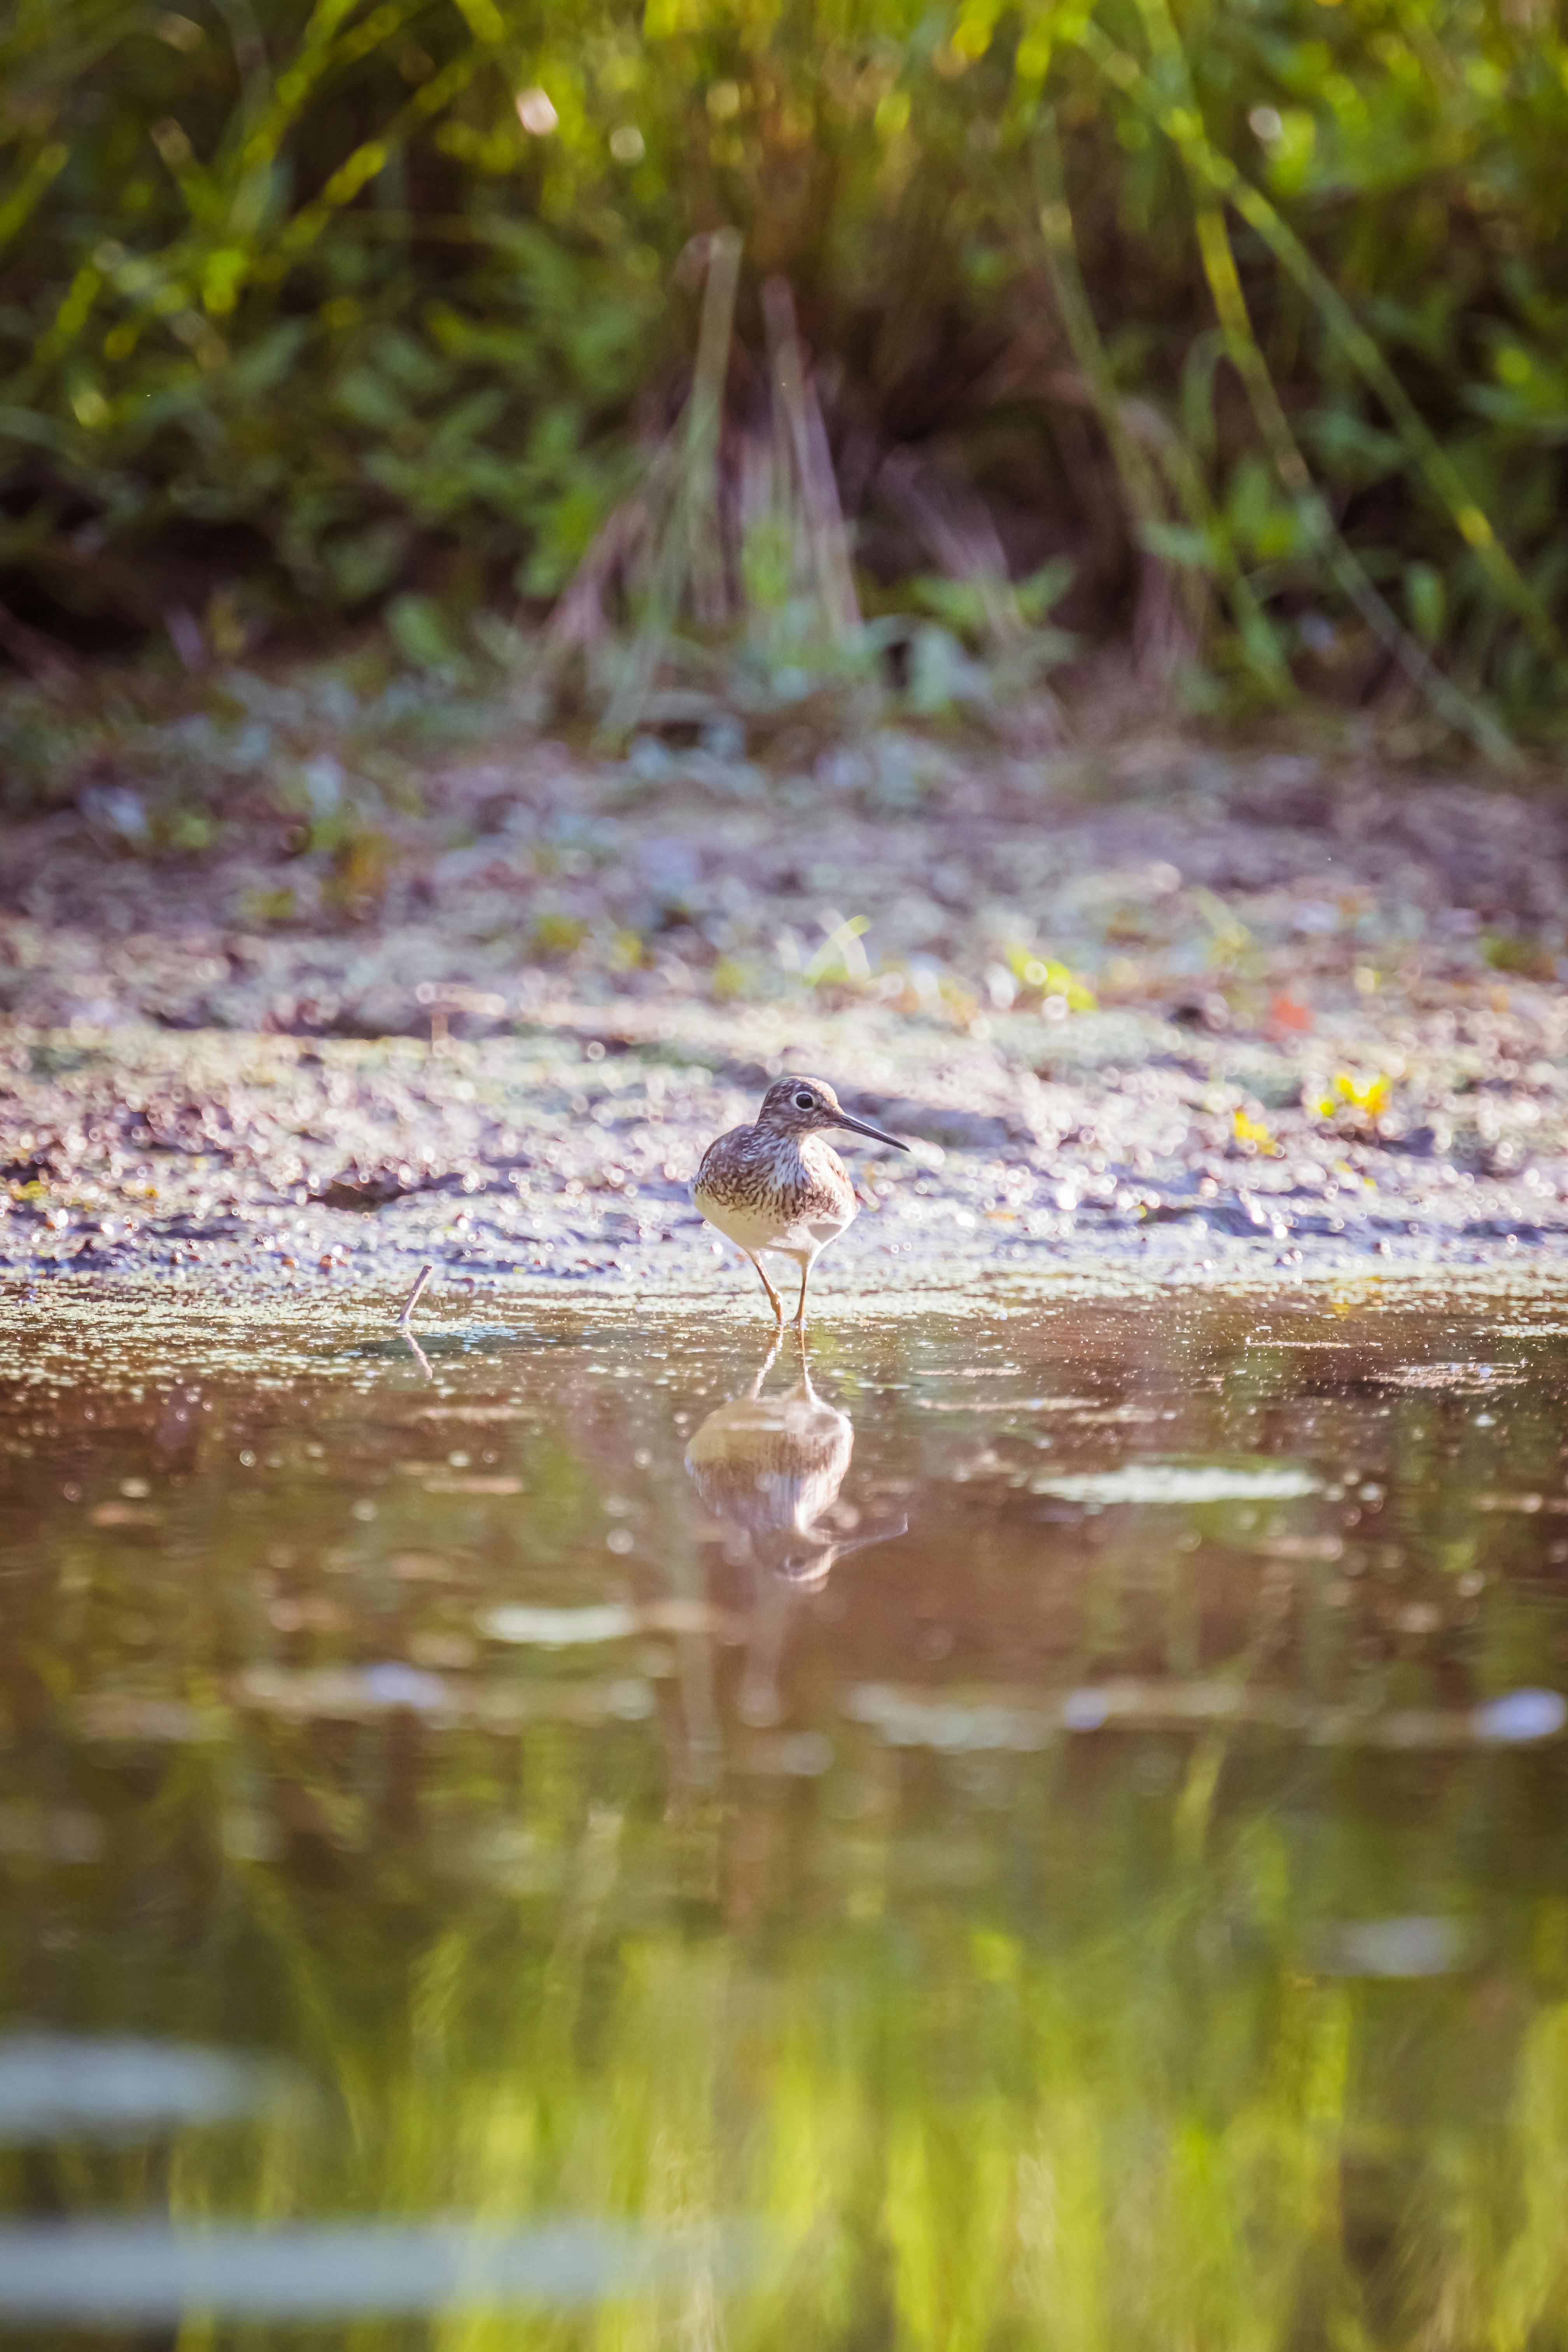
5 1282 1568 2346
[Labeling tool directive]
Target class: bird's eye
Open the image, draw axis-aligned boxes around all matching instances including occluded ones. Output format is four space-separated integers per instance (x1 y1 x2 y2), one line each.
794 1091 814 1110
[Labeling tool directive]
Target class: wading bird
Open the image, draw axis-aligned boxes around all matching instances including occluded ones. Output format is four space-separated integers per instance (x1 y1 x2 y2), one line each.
693 1074 907 1330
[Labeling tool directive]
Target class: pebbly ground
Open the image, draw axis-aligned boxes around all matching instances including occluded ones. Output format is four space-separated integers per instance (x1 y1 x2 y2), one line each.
6 684 1568 1311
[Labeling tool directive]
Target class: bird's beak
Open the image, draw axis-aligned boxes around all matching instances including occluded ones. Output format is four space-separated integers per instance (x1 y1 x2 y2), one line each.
832 1109 909 1151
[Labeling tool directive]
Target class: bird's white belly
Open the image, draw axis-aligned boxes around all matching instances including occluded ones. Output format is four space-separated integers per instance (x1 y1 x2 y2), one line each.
698 1192 855 1258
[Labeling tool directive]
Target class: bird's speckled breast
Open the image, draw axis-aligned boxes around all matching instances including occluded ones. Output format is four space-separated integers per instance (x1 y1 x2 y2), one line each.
693 1125 857 1240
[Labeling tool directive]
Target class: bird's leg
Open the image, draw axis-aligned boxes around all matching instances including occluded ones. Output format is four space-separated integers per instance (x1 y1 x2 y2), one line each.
745 1251 785 1324
791 1255 812 1332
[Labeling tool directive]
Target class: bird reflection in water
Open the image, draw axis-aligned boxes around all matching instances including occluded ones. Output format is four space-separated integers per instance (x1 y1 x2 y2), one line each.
684 1337 905 1726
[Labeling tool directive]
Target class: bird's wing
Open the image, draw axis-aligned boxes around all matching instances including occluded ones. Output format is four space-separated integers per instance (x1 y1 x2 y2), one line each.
694 1124 749 1188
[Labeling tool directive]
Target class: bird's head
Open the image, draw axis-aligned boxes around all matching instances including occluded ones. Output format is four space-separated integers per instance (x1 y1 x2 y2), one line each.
756 1075 908 1151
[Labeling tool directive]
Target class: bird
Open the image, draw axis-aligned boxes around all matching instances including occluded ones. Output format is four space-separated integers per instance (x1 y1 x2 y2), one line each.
692 1074 908 1330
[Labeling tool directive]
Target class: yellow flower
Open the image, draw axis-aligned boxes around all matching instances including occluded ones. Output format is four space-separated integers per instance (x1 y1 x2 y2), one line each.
1316 1070 1389 1118
1233 1108 1277 1152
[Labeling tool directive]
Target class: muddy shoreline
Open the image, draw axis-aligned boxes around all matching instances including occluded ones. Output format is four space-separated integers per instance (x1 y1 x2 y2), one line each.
6 712 1568 1300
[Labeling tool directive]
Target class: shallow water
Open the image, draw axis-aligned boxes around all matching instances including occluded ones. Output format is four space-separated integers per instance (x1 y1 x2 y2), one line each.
5 1283 1568 2346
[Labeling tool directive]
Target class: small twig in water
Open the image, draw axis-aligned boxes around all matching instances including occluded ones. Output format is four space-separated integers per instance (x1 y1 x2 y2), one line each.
397 1263 434 1328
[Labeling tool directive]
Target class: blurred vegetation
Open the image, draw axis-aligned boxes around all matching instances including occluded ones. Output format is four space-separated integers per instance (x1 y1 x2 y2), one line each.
2 0 1568 758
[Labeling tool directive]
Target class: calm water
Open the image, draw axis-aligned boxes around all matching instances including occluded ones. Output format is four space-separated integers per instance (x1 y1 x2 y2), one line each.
5 1284 1568 2347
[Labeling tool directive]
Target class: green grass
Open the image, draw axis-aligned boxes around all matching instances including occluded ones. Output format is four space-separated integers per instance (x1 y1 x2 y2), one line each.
3 0 1568 756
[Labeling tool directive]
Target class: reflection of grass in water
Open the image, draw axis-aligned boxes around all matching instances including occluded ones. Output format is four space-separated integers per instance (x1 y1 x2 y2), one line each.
131 1759 1568 2352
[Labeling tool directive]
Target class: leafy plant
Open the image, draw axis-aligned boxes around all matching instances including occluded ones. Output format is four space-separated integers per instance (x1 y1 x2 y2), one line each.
2 0 1567 755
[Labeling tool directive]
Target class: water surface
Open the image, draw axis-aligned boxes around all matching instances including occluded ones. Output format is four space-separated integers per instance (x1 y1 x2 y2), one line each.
4 1283 1568 2346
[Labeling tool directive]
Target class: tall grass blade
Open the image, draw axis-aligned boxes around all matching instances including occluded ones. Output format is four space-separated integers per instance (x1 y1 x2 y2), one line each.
762 276 860 640
601 228 742 741
1113 0 1520 766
